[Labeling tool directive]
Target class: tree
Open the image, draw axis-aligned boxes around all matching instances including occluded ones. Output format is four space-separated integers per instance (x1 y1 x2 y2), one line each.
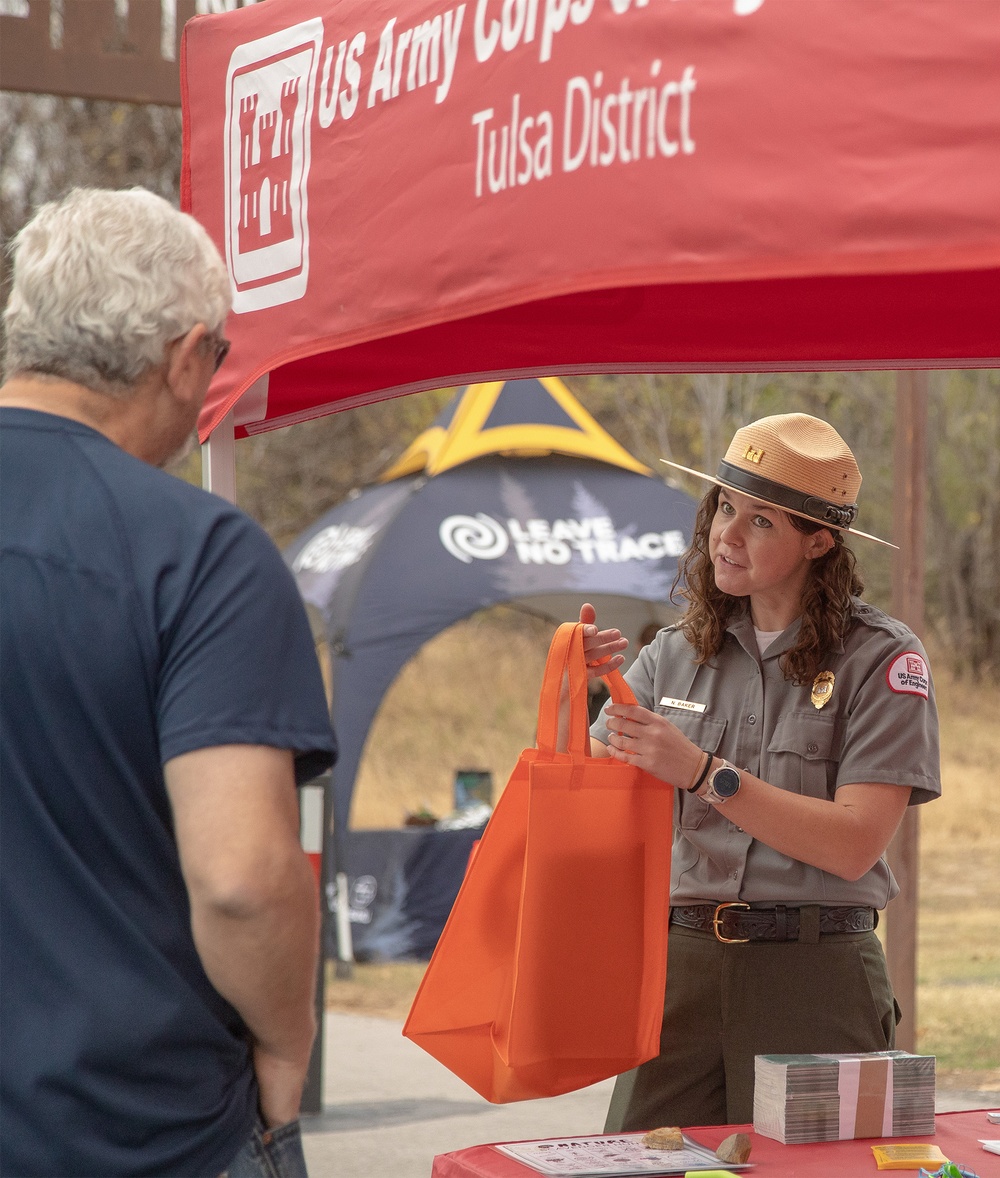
1 93 183 297
926 370 1000 680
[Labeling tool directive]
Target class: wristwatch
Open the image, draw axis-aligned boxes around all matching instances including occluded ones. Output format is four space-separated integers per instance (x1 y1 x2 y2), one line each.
697 759 742 805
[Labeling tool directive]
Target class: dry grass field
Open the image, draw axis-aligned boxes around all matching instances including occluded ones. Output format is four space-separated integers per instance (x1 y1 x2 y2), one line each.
328 610 1000 1096
915 666 1000 1092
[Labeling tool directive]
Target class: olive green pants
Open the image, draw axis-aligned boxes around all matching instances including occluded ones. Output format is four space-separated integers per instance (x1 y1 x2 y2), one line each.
604 923 900 1131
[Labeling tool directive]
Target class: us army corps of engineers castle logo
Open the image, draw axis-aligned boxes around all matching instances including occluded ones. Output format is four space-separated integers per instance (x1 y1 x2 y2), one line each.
224 18 322 313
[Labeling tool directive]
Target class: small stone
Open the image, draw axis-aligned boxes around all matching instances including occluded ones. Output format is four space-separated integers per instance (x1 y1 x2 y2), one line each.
716 1132 752 1163
641 1126 684 1150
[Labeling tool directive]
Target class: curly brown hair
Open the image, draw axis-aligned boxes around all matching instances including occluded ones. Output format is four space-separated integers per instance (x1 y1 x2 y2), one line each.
672 485 865 685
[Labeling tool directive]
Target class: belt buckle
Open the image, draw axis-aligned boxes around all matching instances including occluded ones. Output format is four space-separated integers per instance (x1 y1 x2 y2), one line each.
713 901 751 943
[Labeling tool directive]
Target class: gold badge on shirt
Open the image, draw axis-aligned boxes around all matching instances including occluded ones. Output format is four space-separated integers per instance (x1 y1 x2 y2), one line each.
811 670 835 710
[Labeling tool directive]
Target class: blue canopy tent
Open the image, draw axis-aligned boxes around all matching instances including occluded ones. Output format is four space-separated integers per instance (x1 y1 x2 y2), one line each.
284 377 698 958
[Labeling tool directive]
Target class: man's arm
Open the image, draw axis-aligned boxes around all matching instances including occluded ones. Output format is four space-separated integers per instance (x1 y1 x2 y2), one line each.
164 744 319 1128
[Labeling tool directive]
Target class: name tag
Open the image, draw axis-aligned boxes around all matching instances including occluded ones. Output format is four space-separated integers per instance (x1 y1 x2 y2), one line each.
659 697 706 713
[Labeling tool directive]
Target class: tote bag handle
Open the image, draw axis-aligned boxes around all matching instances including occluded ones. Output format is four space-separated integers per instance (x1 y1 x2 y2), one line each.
535 622 636 757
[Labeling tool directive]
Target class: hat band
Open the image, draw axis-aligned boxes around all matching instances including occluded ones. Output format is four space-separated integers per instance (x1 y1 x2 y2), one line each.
717 460 859 528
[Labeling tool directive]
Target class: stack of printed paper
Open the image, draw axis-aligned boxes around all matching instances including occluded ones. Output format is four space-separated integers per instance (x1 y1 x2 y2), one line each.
753 1051 935 1144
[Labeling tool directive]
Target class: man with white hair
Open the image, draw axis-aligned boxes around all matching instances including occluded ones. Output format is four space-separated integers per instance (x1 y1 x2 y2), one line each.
0 189 336 1178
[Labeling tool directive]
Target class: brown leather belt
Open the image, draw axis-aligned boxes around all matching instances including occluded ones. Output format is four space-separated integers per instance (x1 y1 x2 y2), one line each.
670 902 876 944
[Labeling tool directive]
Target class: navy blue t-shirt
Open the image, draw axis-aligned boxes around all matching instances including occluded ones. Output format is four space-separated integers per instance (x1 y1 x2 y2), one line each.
0 409 336 1177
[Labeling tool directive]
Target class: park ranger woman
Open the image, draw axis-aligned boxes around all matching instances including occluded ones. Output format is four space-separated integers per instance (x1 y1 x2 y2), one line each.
578 412 941 1131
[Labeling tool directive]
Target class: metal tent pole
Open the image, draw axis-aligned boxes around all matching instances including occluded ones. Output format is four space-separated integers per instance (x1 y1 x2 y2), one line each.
201 411 327 1114
886 371 929 1053
200 410 236 502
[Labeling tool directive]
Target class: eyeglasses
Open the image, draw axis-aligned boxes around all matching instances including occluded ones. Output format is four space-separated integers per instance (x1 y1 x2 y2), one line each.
206 334 232 373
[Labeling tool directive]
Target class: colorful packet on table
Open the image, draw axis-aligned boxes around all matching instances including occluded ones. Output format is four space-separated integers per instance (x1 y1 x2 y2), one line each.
871 1143 949 1170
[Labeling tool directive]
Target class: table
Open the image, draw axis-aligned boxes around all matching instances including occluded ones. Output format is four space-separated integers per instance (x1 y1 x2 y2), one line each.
431 1109 1000 1177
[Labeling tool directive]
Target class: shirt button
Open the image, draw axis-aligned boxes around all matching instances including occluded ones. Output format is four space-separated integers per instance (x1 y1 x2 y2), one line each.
747 714 757 724
807 742 819 754
731 872 739 880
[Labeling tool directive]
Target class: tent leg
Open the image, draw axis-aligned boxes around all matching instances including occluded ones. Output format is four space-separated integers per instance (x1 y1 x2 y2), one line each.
886 371 928 1053
299 781 326 1116
199 409 337 1108
330 774 354 977
200 410 236 502
335 870 354 979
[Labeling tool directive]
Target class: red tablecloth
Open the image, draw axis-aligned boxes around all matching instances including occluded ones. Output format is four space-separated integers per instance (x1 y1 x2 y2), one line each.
431 1109 1000 1177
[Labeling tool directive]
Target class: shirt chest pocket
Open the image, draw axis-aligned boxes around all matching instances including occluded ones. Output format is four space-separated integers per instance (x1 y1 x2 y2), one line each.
655 709 727 830
766 712 839 799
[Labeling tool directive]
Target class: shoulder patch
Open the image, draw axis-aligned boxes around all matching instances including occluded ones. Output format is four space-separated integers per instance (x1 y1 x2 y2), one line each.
886 651 930 698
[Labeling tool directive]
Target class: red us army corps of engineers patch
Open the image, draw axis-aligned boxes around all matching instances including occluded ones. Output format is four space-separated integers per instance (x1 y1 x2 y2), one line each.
886 651 930 698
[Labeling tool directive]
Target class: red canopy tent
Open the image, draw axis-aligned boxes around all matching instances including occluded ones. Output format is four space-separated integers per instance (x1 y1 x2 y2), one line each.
180 0 998 1098
182 0 1000 445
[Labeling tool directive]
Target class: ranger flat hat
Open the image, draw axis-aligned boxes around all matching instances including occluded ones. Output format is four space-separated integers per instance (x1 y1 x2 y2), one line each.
661 412 895 548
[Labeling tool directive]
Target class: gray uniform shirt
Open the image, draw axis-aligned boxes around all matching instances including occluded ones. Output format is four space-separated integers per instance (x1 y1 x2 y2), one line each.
591 599 940 908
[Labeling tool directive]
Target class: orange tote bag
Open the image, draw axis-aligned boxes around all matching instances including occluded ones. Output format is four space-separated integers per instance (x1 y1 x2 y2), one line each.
402 621 674 1103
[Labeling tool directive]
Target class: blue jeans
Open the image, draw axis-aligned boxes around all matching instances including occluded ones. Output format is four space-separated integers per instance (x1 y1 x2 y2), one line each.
222 1119 308 1178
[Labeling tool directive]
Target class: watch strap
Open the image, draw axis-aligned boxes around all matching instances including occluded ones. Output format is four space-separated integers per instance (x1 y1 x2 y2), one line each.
697 759 741 805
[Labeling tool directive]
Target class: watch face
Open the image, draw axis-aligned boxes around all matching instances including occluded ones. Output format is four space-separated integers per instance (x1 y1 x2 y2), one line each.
713 766 741 797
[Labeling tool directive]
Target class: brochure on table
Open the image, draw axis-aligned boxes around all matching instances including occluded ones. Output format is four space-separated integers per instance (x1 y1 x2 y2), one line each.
494 1134 752 1176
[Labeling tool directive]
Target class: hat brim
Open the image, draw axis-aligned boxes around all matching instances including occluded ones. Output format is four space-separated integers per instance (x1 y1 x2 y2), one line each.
660 458 898 550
